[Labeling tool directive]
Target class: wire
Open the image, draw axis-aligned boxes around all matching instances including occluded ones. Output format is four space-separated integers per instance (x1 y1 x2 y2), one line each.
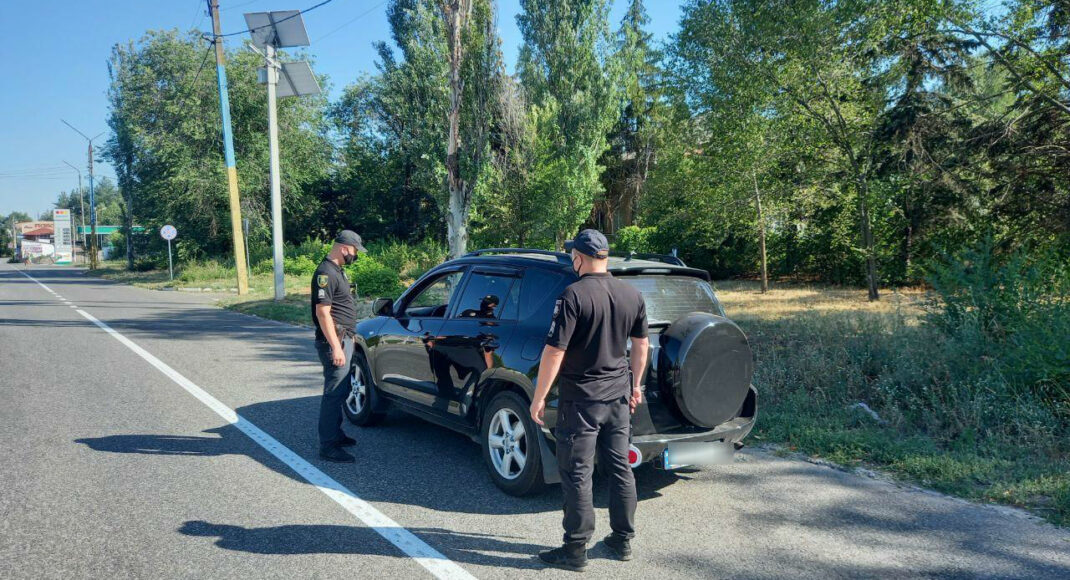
222 0 263 10
313 0 387 43
212 0 335 38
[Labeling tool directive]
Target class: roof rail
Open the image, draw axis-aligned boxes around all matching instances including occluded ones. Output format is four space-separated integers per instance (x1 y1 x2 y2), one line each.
464 248 571 264
610 251 687 267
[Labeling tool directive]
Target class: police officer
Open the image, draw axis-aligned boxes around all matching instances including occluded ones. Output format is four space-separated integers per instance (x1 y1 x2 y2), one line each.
312 230 367 463
530 229 649 571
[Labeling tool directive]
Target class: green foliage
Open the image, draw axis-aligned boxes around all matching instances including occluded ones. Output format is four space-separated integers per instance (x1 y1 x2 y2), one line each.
613 225 658 253
346 254 404 298
925 238 1070 405
283 255 319 277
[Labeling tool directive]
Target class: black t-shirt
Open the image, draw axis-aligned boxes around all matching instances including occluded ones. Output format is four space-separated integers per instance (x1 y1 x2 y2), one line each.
545 272 648 402
311 259 357 342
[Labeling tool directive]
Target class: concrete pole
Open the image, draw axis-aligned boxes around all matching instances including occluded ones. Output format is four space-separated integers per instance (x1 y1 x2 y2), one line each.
88 142 98 269
210 0 250 295
266 43 284 302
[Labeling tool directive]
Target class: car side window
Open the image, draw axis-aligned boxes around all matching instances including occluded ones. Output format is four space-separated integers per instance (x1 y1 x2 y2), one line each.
404 271 464 318
519 269 565 320
452 273 517 320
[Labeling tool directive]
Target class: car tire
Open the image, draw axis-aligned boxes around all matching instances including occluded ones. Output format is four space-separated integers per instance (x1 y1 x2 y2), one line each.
343 351 386 426
481 391 546 496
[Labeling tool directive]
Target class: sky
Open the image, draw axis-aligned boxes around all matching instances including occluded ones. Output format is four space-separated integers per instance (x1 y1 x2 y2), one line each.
0 0 684 221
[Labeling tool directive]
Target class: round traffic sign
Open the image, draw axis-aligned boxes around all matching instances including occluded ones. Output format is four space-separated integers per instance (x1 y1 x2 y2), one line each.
160 225 177 241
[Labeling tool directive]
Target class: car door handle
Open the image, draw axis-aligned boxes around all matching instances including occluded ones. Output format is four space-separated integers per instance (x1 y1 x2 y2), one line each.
478 333 500 349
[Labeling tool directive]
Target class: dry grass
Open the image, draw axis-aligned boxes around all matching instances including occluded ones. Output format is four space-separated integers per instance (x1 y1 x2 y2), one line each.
714 279 927 322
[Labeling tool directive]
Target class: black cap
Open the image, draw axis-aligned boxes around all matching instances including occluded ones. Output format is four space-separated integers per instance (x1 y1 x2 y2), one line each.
565 229 610 259
335 230 368 253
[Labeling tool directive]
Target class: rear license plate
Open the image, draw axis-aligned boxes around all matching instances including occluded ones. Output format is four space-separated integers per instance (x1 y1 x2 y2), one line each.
663 441 734 469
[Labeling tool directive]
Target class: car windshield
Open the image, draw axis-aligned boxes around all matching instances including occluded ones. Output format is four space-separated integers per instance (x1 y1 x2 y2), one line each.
620 275 725 325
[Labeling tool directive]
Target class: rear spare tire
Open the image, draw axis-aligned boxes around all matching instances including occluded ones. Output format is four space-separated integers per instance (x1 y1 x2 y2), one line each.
658 313 753 428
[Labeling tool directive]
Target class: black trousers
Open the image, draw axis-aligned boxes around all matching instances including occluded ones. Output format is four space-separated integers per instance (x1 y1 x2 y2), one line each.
315 336 354 449
555 397 637 547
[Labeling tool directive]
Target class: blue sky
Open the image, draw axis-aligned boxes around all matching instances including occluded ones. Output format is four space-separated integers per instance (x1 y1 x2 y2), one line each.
0 0 684 220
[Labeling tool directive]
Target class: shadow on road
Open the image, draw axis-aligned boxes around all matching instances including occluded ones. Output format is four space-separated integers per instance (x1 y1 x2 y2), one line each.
178 521 545 569
76 395 686 519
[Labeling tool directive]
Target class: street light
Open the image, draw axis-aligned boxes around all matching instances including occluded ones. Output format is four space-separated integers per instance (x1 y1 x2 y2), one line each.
61 120 104 269
61 160 88 263
244 10 321 302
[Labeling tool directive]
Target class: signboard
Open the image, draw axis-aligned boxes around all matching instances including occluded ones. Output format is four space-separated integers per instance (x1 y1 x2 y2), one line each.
22 241 55 258
160 225 177 241
54 209 73 264
76 225 147 235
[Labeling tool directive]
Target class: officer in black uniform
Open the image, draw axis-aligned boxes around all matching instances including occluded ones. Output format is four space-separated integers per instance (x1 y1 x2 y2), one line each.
311 230 367 463
530 229 650 571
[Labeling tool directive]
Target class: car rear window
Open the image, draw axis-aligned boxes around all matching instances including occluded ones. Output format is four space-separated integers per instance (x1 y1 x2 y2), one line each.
620 275 725 324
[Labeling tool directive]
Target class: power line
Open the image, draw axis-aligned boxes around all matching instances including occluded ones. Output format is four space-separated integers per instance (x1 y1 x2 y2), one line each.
313 0 387 43
212 0 335 38
222 0 263 11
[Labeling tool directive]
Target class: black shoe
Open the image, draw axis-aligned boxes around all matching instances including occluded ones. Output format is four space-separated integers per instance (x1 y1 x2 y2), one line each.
338 435 356 447
603 534 632 561
537 545 588 572
319 446 355 463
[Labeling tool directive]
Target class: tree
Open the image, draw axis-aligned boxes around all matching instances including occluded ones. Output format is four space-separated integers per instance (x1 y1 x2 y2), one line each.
518 0 618 246
440 0 502 258
599 0 663 232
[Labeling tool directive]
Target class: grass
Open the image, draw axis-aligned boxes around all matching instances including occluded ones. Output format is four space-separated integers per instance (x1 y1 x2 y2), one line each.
88 260 371 327
718 280 1069 527
90 261 1068 526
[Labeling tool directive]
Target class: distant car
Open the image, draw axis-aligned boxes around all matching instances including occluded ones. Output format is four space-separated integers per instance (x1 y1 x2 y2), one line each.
345 249 757 496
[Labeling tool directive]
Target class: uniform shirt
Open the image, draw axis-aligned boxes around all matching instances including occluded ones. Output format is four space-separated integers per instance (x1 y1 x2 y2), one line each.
311 259 358 343
546 272 648 402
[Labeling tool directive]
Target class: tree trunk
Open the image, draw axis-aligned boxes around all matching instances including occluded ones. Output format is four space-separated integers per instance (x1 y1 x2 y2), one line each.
752 169 768 293
857 177 880 301
443 0 471 259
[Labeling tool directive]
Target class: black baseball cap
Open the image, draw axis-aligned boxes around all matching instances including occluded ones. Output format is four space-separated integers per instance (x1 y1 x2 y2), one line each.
335 230 368 253
565 229 610 259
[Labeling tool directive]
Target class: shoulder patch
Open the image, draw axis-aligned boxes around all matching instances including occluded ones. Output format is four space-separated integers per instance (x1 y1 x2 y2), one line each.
316 274 329 288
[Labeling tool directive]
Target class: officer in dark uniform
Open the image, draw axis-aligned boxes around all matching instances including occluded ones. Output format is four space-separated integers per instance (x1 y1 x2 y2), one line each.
311 230 367 463
530 229 650 571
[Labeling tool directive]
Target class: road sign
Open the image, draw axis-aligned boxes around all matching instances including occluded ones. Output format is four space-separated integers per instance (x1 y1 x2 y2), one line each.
160 225 177 281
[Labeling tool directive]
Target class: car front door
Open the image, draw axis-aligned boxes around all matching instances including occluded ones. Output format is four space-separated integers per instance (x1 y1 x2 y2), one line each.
372 268 465 406
429 267 521 421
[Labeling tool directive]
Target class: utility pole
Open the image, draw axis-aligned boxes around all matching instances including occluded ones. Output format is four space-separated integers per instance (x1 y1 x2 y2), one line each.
244 9 319 301
62 161 87 263
61 120 101 269
265 42 284 301
209 0 250 295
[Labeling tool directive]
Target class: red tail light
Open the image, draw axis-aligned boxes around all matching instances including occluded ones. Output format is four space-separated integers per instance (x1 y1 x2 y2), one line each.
628 445 642 468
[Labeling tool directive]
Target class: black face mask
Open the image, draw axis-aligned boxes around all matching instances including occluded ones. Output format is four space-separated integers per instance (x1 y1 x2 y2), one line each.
571 255 581 275
343 252 357 265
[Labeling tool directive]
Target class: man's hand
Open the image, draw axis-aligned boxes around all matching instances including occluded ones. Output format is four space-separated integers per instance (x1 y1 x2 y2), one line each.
629 384 643 414
331 346 346 367
530 398 546 426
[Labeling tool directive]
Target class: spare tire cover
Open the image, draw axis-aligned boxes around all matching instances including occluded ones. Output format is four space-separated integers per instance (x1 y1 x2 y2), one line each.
659 313 753 428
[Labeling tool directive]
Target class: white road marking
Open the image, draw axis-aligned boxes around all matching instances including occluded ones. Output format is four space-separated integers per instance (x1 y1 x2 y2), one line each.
16 268 477 580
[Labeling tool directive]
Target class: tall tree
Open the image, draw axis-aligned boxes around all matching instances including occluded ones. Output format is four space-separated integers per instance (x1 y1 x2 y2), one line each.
440 0 501 258
518 0 618 246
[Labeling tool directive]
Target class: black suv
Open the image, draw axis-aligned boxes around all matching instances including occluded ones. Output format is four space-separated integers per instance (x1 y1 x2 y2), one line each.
346 249 757 496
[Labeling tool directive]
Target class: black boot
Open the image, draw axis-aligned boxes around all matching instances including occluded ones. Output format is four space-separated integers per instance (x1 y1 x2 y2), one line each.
603 534 632 561
338 435 356 447
537 544 588 572
319 446 355 463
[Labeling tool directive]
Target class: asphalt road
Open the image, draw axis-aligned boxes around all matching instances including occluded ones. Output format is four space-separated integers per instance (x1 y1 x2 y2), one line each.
2 261 1069 580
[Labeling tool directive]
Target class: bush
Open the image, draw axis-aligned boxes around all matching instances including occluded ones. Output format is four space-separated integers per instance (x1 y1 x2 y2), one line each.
614 225 659 254
925 238 1070 408
346 254 403 298
283 254 319 277
178 260 236 283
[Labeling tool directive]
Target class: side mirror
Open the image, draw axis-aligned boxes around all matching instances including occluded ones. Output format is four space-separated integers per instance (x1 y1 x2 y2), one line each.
372 297 394 317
